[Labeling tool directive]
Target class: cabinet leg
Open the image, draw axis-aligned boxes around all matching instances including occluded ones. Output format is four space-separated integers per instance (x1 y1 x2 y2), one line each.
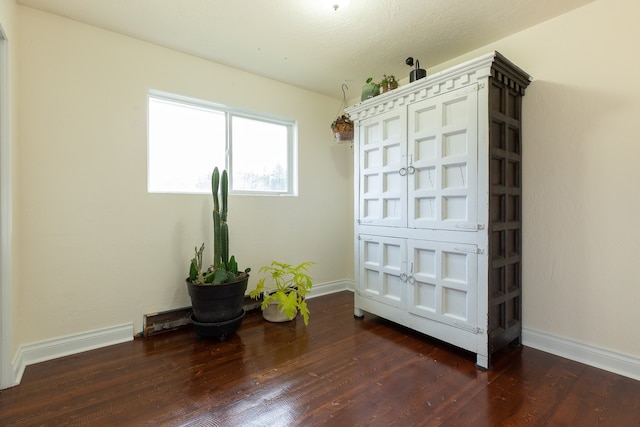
354 307 364 319
509 336 523 348
475 353 491 370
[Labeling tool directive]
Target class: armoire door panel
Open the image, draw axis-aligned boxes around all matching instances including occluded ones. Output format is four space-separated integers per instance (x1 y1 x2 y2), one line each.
358 110 407 227
407 240 478 331
408 87 478 230
358 235 406 308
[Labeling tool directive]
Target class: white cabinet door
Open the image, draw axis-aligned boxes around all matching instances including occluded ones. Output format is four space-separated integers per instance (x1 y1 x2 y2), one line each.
407 86 478 231
358 235 406 308
359 235 479 333
358 109 407 228
407 239 479 332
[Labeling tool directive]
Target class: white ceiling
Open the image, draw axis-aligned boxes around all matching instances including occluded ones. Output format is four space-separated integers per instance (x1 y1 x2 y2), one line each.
18 0 593 99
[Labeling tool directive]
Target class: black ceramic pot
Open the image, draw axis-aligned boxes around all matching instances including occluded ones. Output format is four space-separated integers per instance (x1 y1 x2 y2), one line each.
190 311 245 341
186 274 249 323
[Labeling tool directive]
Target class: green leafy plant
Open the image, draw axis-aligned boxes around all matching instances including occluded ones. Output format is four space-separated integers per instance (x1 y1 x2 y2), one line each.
380 74 397 86
330 113 354 142
188 167 250 285
330 113 353 130
380 74 398 92
365 77 379 86
250 261 314 325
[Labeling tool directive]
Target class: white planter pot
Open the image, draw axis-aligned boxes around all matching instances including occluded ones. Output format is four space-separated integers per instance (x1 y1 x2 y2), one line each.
263 301 296 323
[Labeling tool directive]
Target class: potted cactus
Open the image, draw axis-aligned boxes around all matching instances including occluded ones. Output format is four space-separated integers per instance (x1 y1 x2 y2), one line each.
186 167 251 340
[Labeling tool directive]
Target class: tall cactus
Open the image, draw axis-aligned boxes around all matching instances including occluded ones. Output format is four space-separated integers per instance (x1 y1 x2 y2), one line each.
220 170 229 269
211 167 232 284
189 167 248 285
212 168 221 270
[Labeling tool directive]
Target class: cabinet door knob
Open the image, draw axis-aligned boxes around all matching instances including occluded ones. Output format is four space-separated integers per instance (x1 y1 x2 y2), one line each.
407 166 415 175
400 273 408 282
399 167 407 176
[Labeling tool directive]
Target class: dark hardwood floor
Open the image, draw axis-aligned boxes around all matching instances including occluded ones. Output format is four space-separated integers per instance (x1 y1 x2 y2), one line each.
1 291 639 426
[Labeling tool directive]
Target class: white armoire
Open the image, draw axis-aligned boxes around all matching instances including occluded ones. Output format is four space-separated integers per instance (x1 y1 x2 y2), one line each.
346 52 531 368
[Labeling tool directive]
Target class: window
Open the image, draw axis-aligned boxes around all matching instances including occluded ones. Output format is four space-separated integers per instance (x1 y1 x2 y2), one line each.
148 91 297 195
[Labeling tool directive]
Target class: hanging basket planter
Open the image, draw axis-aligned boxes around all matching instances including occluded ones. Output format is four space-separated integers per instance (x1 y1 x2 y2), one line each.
329 84 354 144
331 114 354 143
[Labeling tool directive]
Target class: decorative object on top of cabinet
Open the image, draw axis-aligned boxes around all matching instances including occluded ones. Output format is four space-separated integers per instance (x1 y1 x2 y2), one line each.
380 74 398 93
347 51 531 370
405 56 427 82
330 83 354 144
361 77 380 101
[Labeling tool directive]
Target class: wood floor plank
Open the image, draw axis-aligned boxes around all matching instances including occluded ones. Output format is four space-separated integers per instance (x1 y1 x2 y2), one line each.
1 291 639 426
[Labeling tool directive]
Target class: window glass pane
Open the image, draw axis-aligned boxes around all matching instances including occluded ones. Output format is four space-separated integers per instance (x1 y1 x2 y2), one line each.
147 91 295 195
231 116 289 192
148 97 225 193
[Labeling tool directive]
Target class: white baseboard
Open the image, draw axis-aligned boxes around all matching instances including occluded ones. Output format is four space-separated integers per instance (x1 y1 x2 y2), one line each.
308 279 354 298
12 323 133 386
522 327 640 381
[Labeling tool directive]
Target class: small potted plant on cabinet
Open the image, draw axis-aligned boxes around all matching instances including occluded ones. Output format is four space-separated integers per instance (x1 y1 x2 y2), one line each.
380 74 398 93
249 261 314 325
186 167 251 340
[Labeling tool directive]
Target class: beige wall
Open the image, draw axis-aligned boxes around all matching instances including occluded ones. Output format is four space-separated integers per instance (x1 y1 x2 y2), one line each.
15 6 352 345
430 0 639 358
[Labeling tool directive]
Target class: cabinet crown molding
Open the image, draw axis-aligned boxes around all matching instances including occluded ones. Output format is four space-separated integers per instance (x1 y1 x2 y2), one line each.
346 51 531 121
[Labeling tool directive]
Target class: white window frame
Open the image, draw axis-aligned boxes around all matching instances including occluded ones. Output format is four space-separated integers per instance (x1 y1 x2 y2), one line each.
148 90 298 196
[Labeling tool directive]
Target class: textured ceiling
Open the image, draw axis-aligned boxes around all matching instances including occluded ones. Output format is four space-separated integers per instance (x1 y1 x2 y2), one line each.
18 0 593 99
